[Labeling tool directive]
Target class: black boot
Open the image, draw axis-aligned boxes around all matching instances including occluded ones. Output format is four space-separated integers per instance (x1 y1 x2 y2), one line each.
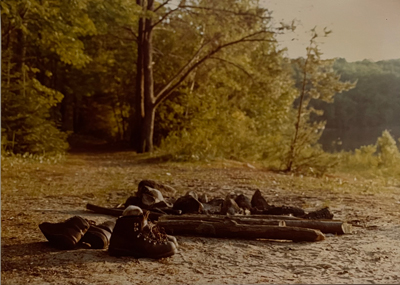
39 216 90 250
145 220 179 248
80 220 116 249
109 213 177 259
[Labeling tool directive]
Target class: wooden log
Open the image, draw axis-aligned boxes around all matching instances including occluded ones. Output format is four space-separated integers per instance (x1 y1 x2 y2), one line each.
159 215 285 226
157 219 325 242
243 216 352 234
248 214 301 220
160 214 301 221
284 220 352 234
159 214 352 234
86 205 350 235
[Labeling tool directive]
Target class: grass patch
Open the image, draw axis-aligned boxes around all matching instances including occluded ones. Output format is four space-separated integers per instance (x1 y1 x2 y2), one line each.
2 149 399 205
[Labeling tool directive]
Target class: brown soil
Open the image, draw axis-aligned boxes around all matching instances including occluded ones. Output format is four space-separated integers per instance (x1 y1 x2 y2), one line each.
2 151 400 284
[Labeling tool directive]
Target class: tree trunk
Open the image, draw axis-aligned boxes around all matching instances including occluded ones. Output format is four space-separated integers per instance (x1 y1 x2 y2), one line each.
60 90 75 132
140 103 155 152
141 3 155 152
131 0 144 151
128 1 277 153
15 29 26 77
132 0 156 153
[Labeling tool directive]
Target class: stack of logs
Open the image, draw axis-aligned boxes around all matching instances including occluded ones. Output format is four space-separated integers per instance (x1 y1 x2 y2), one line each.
157 214 352 242
86 179 353 242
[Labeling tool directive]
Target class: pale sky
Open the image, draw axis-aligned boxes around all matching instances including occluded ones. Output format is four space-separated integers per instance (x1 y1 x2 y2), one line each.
261 0 400 62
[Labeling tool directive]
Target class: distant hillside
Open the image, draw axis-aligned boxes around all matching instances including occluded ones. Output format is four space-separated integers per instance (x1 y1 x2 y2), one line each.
312 58 400 151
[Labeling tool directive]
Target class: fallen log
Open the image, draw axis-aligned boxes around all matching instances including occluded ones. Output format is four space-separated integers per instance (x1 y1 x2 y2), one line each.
86 204 351 235
246 214 301 220
284 219 352 235
159 214 288 226
159 215 285 226
159 214 352 234
157 219 325 242
160 214 301 221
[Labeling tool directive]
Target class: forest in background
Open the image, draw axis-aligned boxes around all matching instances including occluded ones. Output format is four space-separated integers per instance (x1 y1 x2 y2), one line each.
1 0 400 176
319 58 400 151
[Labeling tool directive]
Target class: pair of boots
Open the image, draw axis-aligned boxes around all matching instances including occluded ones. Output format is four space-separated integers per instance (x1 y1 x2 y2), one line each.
39 216 115 250
39 212 178 259
108 211 178 259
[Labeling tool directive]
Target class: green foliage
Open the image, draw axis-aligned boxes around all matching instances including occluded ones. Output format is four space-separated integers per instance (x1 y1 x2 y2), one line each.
53 0 140 141
377 130 400 167
152 0 288 160
2 0 396 182
341 144 379 171
285 29 355 172
157 26 356 176
157 18 297 163
321 59 400 130
337 130 400 179
160 103 263 161
1 0 140 152
1 53 68 154
1 0 101 154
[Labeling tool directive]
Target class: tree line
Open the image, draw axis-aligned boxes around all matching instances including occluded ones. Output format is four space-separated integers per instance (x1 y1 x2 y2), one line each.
320 58 400 130
9 0 397 173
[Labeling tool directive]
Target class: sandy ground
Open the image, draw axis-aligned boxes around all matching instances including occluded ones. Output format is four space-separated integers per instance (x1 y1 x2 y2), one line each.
2 152 400 284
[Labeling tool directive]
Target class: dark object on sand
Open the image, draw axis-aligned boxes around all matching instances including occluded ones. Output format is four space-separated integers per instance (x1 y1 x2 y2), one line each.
303 207 334 220
251 189 271 211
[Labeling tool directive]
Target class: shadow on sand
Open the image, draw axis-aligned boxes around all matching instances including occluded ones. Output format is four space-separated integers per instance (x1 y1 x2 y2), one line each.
1 241 141 272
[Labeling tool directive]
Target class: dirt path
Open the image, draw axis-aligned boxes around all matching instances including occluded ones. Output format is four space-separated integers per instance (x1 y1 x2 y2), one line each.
2 152 400 284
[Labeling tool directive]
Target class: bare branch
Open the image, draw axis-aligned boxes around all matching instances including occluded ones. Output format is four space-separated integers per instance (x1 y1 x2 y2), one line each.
152 7 179 28
152 0 186 28
154 0 171 13
154 37 210 100
153 47 165 56
122 26 138 42
154 30 274 106
209 56 253 79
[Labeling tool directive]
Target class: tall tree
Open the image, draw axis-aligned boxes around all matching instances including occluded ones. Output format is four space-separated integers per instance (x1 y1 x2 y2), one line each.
131 0 292 152
55 0 140 141
158 38 298 161
1 0 97 154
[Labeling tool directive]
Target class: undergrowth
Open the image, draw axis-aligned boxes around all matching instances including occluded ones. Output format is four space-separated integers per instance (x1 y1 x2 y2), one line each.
1 152 65 171
2 130 399 199
333 130 400 186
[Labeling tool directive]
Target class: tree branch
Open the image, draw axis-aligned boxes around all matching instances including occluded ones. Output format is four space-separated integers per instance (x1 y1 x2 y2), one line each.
122 26 138 42
154 30 274 106
152 7 179 28
180 5 271 20
154 37 210 101
152 0 186 28
209 56 253 79
154 0 171 13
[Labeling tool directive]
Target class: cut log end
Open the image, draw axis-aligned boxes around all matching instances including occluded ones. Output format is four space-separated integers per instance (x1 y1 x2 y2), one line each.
341 222 353 234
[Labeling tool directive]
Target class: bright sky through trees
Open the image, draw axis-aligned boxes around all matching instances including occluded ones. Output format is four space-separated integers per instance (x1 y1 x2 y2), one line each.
262 0 400 62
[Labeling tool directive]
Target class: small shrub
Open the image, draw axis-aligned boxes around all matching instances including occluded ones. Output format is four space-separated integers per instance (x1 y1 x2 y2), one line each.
336 130 400 181
376 130 400 167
